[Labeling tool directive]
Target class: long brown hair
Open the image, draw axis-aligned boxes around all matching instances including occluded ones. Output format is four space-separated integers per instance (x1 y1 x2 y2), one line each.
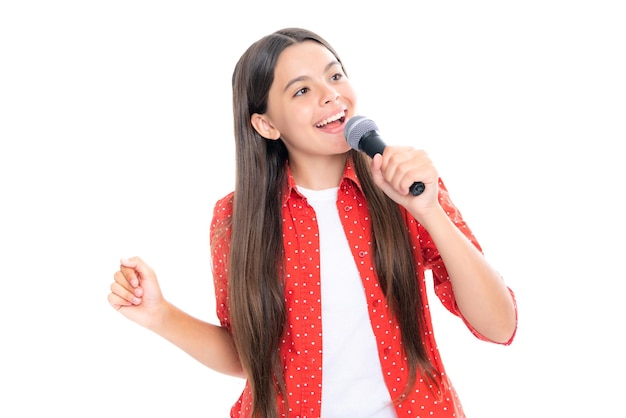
218 28 441 418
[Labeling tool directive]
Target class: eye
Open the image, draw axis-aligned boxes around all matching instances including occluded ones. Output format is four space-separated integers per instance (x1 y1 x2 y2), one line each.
294 87 309 96
330 72 343 82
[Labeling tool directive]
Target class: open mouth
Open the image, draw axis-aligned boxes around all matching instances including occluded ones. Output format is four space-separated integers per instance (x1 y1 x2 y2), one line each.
315 111 346 128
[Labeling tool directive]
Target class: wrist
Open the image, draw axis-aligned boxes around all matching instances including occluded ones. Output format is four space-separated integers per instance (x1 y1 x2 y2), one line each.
145 299 176 334
410 203 448 231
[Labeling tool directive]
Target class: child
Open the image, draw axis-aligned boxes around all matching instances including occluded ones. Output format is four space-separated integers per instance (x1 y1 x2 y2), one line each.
108 27 517 418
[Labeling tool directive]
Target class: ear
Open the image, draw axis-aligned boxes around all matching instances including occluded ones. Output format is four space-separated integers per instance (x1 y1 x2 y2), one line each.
251 113 281 140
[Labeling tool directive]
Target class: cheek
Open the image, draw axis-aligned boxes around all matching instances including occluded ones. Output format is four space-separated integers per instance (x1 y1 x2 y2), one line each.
339 84 357 105
283 103 315 130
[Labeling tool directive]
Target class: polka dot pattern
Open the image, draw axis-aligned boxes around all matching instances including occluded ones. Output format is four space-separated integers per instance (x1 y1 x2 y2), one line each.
210 162 515 417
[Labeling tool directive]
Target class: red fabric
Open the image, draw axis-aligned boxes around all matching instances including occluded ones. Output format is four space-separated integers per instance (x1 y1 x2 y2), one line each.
210 160 516 418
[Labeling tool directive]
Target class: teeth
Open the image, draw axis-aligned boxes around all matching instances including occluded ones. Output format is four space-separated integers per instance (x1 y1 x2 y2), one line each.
316 111 345 127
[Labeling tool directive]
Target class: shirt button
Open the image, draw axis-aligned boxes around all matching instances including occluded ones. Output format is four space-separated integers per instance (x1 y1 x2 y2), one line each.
358 251 366 257
372 299 380 307
344 205 352 211
383 347 392 356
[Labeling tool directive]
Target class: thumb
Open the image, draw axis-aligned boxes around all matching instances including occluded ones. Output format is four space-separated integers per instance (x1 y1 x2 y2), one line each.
370 153 384 186
370 153 393 195
120 257 137 269
120 256 153 283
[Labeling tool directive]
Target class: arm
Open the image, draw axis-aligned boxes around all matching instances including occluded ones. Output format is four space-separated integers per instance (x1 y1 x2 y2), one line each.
371 148 517 343
108 257 245 378
415 207 517 343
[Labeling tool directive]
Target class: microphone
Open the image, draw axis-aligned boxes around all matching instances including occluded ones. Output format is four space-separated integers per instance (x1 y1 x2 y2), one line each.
344 116 425 196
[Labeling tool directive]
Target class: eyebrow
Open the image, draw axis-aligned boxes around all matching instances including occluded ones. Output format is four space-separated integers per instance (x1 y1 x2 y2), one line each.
283 60 342 93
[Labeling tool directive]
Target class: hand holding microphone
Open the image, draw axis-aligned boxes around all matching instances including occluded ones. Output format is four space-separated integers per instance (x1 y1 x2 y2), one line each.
344 116 426 196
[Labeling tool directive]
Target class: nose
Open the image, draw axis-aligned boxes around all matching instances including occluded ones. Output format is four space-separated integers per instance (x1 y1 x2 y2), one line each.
320 83 340 105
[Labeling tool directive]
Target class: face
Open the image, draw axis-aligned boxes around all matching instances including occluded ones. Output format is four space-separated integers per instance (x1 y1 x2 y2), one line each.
251 41 357 162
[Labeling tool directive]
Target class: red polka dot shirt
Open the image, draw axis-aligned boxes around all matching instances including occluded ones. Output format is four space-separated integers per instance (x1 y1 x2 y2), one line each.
210 160 516 417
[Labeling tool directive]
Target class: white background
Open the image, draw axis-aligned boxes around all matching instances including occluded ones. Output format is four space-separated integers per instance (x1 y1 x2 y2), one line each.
1 1 624 417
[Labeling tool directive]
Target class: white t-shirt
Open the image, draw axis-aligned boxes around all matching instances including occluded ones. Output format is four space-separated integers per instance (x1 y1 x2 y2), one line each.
297 186 396 418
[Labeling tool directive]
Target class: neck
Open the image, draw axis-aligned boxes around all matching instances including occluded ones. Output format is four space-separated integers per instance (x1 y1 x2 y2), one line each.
289 153 348 190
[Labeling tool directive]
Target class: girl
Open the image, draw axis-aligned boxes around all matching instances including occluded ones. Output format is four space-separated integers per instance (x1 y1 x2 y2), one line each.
108 27 517 418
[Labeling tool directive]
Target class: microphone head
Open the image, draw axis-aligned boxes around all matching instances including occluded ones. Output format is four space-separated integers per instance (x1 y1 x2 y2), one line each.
344 116 378 151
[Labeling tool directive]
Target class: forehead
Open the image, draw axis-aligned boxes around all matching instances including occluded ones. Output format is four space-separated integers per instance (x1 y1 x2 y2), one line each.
273 40 338 80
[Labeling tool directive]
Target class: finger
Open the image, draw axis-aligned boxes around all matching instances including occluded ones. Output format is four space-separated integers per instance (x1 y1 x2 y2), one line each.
121 256 154 286
120 257 142 286
382 151 410 195
128 256 153 282
120 257 138 269
110 281 142 306
115 268 139 289
390 149 433 195
107 292 133 310
397 159 424 195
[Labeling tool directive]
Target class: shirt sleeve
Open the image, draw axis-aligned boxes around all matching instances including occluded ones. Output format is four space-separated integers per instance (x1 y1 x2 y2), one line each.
209 192 234 332
410 178 517 345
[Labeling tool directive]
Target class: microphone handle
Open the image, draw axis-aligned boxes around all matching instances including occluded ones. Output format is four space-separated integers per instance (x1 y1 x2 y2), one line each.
358 131 426 196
